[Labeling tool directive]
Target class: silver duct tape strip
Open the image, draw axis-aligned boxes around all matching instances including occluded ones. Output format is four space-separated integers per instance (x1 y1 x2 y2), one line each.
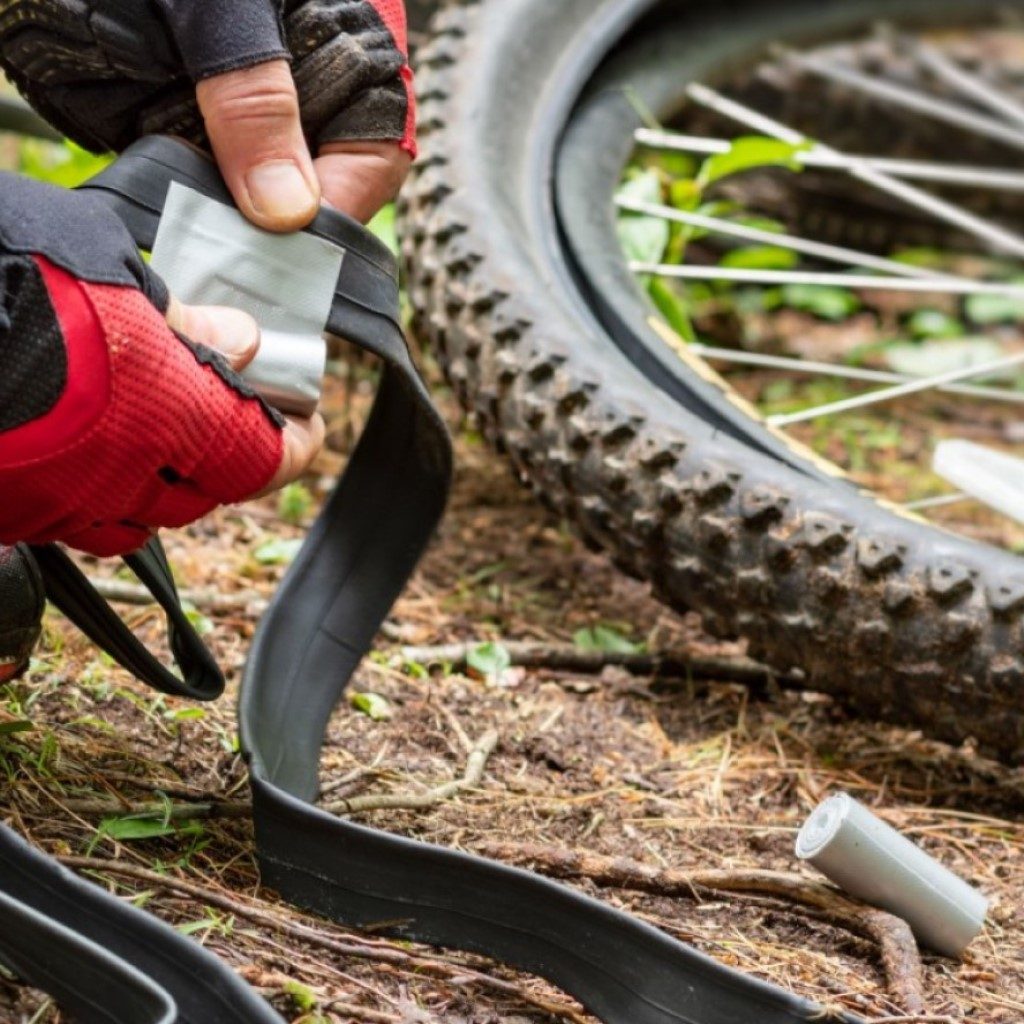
796 793 988 957
150 182 345 417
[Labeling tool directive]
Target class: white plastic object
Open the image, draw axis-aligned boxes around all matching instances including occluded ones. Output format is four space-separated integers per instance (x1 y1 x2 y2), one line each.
933 439 1024 525
796 793 988 957
150 182 345 417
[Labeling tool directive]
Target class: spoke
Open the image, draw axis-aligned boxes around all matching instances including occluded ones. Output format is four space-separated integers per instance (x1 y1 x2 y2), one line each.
766 350 1024 427
915 41 1024 131
617 197 953 280
685 83 1024 259
689 344 1024 404
783 48 1024 151
634 128 1024 192
904 493 970 511
632 262 1024 297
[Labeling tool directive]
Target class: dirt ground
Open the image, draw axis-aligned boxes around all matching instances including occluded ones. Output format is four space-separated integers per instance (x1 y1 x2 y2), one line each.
2 362 1024 1024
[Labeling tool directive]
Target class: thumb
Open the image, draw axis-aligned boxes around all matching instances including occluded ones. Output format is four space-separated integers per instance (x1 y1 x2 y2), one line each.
197 59 320 233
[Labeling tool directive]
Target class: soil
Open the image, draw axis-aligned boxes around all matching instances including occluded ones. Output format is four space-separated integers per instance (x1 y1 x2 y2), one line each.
2 360 1023 1024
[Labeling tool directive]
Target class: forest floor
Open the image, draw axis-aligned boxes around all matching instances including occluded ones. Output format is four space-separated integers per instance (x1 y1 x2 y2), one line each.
2 358 1023 1024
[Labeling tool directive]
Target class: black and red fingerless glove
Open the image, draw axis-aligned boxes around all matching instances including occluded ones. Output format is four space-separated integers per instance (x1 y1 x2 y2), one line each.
0 0 416 157
0 174 284 557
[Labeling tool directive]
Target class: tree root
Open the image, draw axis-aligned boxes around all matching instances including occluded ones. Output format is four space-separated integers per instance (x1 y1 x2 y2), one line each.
477 840 926 1016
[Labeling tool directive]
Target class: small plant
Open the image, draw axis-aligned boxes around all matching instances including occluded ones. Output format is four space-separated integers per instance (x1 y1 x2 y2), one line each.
277 482 314 525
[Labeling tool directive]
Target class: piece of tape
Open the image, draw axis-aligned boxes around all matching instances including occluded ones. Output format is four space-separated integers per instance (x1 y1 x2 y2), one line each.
150 182 345 417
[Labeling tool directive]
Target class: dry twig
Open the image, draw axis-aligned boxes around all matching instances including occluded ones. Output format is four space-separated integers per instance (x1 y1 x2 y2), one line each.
397 641 797 688
326 729 499 815
85 577 270 615
478 840 926 1015
62 798 250 820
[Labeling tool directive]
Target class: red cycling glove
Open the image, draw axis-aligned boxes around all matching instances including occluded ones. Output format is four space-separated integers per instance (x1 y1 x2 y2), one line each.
0 174 284 557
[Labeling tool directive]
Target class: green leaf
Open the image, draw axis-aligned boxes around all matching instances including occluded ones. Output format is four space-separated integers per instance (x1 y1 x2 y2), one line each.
177 919 215 936
367 203 397 254
181 601 213 637
906 308 963 340
466 641 512 681
252 537 303 565
720 246 798 271
616 168 662 206
282 980 318 1013
165 707 206 722
99 816 179 842
0 719 33 735
277 482 314 525
884 337 1004 378
615 169 670 266
349 691 392 721
573 626 643 655
648 277 695 342
617 213 669 267
19 140 112 189
698 136 808 187
668 178 702 212
889 247 948 269
778 283 861 321
965 290 1024 325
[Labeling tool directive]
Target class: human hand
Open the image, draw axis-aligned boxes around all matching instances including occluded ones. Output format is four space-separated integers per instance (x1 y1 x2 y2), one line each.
0 176 324 557
0 2 418 228
197 59 411 230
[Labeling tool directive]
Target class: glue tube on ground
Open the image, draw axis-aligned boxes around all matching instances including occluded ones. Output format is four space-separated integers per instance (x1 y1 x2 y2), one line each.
934 439 1024 526
796 793 988 957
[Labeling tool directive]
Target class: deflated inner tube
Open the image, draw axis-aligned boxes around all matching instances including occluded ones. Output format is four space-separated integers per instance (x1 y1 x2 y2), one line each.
401 0 1024 761
0 135 861 1024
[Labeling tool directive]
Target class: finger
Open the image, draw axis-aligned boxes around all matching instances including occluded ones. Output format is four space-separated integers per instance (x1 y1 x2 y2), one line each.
165 297 261 372
197 59 320 232
314 142 412 224
256 412 326 497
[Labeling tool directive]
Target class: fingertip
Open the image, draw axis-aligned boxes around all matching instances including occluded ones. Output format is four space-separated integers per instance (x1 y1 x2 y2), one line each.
241 160 321 232
201 306 261 369
167 302 261 370
284 410 326 466
313 143 411 223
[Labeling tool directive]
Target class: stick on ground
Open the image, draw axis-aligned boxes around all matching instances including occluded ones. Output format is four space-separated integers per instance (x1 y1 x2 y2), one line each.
478 840 926 1015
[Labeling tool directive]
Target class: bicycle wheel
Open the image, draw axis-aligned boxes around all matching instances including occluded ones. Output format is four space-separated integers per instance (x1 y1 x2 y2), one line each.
402 0 1024 760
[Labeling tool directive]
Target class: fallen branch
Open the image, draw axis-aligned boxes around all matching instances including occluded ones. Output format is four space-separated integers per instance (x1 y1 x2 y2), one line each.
62 798 250 820
326 729 499 815
478 841 925 1016
60 856 587 1024
85 577 269 616
396 641 797 688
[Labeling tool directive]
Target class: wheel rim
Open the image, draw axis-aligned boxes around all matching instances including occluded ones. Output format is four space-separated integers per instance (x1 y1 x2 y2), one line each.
556 1 1024 548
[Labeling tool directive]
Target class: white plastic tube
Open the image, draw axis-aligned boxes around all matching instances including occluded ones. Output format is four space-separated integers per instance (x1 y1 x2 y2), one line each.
151 182 345 417
933 440 1024 526
796 793 988 957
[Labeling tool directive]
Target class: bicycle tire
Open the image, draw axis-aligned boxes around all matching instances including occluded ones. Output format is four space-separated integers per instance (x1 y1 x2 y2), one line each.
401 0 1024 761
